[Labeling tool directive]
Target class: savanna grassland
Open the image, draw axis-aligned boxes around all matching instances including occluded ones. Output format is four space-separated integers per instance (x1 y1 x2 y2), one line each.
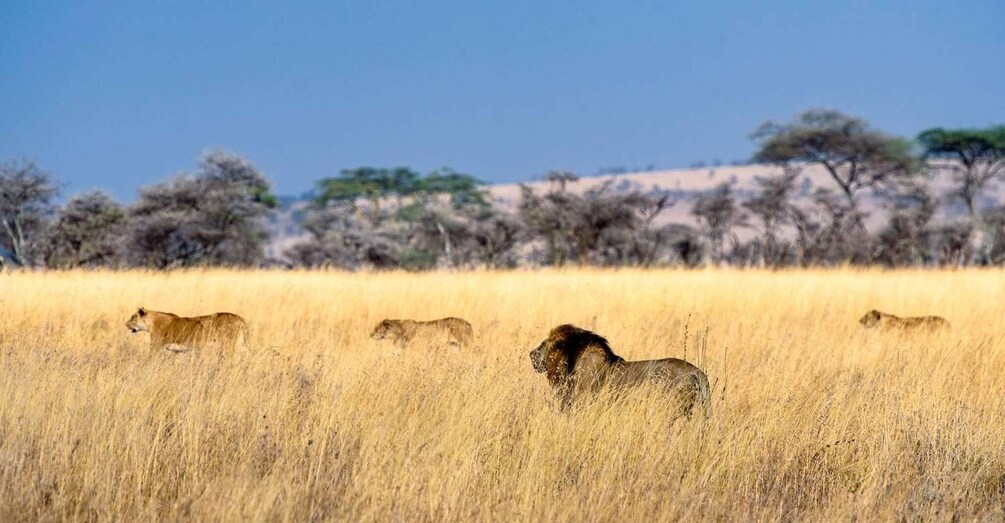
0 269 1003 521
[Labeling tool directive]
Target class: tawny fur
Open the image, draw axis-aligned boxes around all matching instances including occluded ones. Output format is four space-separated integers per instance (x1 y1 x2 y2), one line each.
370 317 474 349
859 309 950 331
125 307 249 353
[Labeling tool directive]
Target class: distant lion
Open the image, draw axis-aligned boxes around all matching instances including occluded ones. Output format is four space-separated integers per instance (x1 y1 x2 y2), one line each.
859 309 950 331
371 317 474 349
529 324 711 418
125 307 249 353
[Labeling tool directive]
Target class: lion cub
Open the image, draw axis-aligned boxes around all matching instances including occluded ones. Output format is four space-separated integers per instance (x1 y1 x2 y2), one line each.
858 309 950 331
125 307 249 353
370 317 474 349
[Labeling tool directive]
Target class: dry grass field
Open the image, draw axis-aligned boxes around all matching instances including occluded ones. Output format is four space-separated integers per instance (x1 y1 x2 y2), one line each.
1 269 1004 521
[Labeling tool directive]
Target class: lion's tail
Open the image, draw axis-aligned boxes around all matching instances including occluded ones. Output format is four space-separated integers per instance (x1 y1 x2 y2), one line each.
691 371 712 419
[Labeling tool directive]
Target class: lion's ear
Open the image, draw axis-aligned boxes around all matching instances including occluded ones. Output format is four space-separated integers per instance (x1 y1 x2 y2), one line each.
138 307 147 316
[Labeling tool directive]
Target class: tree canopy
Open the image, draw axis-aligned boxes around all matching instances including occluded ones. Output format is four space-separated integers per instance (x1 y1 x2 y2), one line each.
918 125 1005 220
127 149 277 268
918 126 1005 165
0 159 58 266
315 167 487 219
752 109 919 206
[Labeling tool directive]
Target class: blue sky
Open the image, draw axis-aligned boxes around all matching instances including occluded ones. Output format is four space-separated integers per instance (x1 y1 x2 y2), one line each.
2 1 1003 200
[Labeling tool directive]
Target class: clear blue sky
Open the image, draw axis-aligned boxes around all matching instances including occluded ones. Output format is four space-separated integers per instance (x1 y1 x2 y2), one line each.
2 1 1003 200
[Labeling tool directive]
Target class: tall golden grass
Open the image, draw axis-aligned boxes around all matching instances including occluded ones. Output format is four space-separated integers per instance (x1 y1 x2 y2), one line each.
0 269 1003 521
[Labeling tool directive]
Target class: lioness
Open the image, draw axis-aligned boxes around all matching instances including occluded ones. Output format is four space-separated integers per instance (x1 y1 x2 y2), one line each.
371 317 474 349
859 309 950 331
125 307 249 353
529 324 712 418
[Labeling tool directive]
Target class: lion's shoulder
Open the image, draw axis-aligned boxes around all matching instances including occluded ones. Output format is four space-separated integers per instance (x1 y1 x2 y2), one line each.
904 315 950 328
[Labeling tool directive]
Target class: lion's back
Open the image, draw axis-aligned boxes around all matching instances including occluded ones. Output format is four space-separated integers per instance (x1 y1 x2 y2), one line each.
434 317 473 342
201 313 248 337
159 313 247 348
899 315 950 330
414 317 473 346
879 314 949 331
198 312 247 328
615 357 704 386
614 357 712 418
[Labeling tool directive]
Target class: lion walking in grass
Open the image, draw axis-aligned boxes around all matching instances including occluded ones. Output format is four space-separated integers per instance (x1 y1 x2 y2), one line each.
125 307 249 353
859 309 950 331
371 317 474 350
529 324 712 418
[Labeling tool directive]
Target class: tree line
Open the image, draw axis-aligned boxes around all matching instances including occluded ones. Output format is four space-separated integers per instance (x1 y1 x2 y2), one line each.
2 109 1003 270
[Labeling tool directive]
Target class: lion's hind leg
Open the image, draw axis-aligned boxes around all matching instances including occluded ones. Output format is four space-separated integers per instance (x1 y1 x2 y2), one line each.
678 377 699 420
668 372 708 421
236 321 250 351
223 324 247 353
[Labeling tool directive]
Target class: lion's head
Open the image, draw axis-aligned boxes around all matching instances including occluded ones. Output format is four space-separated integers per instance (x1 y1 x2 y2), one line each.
859 309 883 327
371 319 404 341
528 324 622 385
125 307 150 334
529 341 548 373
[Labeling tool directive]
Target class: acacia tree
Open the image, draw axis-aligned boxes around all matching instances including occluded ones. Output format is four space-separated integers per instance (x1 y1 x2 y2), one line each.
752 110 919 216
315 167 421 224
519 178 671 267
418 167 489 209
518 184 570 266
126 149 277 268
919 126 1005 264
515 169 582 266
301 167 421 269
788 188 873 266
564 183 649 266
691 183 747 264
622 192 674 267
743 170 798 266
874 185 938 267
45 191 126 268
286 207 401 269
0 159 58 266
292 167 492 269
918 126 1005 223
545 170 579 192
467 209 523 268
398 171 498 269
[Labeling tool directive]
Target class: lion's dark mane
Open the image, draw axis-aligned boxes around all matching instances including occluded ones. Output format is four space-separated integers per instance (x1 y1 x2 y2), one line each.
549 324 625 372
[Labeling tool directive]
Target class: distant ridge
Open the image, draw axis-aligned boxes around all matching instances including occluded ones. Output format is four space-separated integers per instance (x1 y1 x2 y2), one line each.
265 162 975 257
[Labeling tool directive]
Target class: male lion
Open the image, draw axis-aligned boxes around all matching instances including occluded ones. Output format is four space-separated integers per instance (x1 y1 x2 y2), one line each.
370 317 474 349
859 309 950 331
529 324 711 418
125 307 249 353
